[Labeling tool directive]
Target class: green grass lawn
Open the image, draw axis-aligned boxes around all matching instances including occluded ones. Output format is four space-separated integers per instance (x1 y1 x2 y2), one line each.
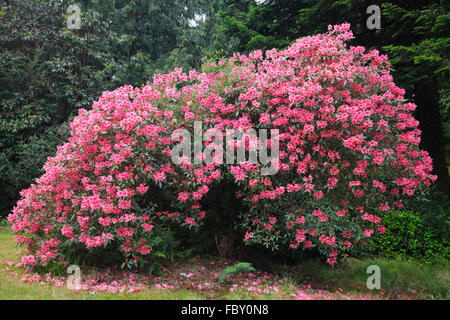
0 228 448 300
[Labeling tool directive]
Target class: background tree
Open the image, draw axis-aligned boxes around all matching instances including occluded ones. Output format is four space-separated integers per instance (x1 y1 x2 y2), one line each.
0 0 118 216
81 0 201 86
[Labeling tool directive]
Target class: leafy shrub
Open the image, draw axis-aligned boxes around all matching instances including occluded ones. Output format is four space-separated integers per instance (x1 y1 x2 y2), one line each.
369 210 449 264
0 219 10 228
8 24 435 270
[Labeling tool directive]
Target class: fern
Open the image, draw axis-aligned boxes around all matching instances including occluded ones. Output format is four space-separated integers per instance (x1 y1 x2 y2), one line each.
217 262 255 282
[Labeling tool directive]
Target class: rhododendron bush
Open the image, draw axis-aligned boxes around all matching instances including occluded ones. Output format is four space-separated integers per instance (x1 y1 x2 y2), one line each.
8 24 436 269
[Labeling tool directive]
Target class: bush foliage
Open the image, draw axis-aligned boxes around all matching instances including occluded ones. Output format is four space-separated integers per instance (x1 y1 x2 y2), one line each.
370 208 449 264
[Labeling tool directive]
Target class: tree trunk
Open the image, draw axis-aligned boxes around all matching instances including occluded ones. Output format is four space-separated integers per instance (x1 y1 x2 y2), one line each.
414 80 450 197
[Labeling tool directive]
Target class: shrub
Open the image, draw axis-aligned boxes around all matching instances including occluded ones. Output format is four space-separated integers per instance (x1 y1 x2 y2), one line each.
0 219 10 228
369 210 449 264
8 24 435 270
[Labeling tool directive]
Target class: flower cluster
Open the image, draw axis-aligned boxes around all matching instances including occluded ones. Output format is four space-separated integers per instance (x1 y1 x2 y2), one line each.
8 24 435 267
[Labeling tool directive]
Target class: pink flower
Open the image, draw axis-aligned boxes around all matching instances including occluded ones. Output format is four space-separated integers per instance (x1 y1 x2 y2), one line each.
364 229 374 238
313 190 323 200
137 184 149 194
153 171 166 181
185 217 196 227
61 225 74 238
343 134 363 150
142 223 154 233
178 192 190 202
21 255 36 266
